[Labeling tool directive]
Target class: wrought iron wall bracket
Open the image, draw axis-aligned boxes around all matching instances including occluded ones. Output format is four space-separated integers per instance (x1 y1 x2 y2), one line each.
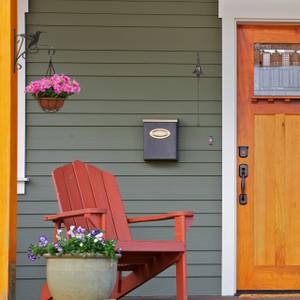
14 30 43 72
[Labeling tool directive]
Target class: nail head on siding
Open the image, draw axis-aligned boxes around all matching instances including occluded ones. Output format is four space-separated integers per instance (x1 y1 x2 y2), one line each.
208 136 214 146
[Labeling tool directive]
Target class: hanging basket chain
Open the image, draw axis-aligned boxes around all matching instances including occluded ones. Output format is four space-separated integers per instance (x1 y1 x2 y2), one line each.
46 47 56 76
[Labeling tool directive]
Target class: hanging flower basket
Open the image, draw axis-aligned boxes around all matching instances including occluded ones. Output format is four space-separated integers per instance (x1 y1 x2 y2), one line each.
37 97 65 112
26 74 81 112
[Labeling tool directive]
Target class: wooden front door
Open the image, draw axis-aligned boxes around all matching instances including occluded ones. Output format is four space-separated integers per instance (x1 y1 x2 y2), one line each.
237 25 300 290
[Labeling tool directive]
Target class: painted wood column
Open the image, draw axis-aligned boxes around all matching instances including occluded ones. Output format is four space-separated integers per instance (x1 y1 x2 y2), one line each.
0 0 18 299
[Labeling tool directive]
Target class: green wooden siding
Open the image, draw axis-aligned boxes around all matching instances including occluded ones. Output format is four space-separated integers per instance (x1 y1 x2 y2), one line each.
17 0 221 298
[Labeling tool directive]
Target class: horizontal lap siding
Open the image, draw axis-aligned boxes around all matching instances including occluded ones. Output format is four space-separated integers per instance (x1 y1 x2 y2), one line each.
17 0 221 298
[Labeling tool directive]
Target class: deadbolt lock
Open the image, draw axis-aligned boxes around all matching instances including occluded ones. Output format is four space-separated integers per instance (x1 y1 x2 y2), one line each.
239 146 249 158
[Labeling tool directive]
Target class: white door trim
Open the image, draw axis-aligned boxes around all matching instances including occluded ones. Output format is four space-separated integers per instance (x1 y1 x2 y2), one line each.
219 0 300 295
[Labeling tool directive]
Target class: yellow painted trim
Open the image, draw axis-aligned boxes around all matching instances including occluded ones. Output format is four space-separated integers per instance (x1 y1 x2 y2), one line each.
0 0 18 299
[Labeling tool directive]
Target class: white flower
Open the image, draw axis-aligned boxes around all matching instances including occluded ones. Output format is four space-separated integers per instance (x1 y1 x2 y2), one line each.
75 233 84 240
67 225 76 237
94 239 99 243
80 242 83 247
55 229 63 240
95 233 104 240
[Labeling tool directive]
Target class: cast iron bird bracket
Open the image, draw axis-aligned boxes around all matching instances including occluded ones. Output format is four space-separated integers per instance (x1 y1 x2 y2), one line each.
14 30 44 72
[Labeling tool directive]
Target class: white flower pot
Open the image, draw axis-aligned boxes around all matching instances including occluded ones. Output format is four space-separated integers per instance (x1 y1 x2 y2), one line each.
45 255 117 300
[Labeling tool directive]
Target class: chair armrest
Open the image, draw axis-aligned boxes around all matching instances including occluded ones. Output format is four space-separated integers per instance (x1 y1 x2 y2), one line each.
127 211 194 224
128 211 194 243
44 208 107 222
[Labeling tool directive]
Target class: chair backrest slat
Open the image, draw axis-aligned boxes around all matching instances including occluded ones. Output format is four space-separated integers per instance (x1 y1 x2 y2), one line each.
52 160 132 240
102 171 132 241
86 164 118 239
53 165 87 228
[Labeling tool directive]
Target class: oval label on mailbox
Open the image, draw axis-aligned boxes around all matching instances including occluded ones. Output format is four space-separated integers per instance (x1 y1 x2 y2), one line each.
149 128 171 139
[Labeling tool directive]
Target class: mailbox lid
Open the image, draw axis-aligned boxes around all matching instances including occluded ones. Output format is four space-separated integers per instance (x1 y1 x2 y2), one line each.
143 119 178 161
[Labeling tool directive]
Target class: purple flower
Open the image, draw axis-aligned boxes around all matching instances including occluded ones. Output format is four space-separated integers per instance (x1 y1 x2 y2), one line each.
76 226 85 234
38 235 49 248
75 226 85 240
27 248 37 261
54 243 64 253
91 229 101 237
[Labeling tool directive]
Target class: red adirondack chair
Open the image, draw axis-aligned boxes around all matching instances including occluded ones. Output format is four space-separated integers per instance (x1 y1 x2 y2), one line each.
41 160 194 300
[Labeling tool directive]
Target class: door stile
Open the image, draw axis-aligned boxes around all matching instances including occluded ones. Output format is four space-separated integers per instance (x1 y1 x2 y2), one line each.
237 25 255 289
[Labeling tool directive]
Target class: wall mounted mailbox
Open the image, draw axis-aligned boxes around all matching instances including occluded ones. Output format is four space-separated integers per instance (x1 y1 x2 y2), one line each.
143 119 178 161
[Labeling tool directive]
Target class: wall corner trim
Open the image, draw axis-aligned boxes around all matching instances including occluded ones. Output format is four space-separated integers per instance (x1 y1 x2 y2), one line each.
17 0 29 195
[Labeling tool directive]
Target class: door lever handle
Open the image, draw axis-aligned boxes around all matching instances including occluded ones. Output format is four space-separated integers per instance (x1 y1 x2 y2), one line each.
239 164 248 205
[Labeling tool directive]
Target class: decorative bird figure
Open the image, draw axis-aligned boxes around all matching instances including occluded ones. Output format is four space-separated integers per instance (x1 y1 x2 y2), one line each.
27 31 44 50
19 31 43 51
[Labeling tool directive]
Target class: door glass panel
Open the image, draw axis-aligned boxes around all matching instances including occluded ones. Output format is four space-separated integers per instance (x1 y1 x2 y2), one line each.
254 43 300 96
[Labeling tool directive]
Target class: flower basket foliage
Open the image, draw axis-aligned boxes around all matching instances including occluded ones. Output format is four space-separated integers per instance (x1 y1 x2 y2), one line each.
25 74 81 112
27 226 118 261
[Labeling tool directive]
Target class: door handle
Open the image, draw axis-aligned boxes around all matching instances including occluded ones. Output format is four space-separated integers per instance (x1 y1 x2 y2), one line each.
239 164 248 205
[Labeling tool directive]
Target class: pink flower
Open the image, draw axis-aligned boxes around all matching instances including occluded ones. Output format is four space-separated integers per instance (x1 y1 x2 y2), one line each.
25 74 81 97
62 84 73 94
71 80 81 93
62 75 72 84
26 81 41 94
39 78 52 92
53 83 63 94
51 74 62 85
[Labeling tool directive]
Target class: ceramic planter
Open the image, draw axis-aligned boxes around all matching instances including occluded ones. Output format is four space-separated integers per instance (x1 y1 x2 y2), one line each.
45 255 117 300
38 97 65 112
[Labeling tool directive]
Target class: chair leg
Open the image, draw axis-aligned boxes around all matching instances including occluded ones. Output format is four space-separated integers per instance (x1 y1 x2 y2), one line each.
176 253 188 300
41 282 52 300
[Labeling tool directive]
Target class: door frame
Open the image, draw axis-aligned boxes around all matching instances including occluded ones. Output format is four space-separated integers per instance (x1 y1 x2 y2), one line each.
219 0 300 296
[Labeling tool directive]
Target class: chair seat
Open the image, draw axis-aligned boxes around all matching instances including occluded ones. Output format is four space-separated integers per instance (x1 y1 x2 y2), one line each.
116 240 185 252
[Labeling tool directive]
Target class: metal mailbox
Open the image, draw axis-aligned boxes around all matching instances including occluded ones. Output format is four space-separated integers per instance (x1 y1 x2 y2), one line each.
143 119 178 161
